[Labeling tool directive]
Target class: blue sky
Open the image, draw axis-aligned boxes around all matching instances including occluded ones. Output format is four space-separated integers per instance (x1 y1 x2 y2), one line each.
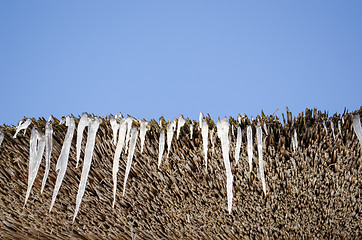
1 1 361 125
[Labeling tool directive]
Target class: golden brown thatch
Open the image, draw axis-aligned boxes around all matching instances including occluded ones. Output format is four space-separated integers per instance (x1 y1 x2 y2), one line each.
0 108 361 239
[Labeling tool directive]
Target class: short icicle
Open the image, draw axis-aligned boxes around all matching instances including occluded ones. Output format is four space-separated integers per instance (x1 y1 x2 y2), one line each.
110 115 119 145
247 125 253 172
331 121 336 140
217 118 233 214
234 126 242 166
24 127 46 205
123 126 139 196
0 130 4 147
257 125 266 196
158 130 165 168
73 117 101 221
13 119 32 138
167 120 177 156
139 120 149 153
190 123 193 139
352 114 362 149
49 116 75 212
112 119 127 207
176 116 186 139
41 119 53 193
76 113 89 168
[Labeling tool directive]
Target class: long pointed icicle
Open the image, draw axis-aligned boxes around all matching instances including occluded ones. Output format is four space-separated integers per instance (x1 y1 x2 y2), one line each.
24 127 46 205
247 125 253 172
234 126 242 166
323 120 328 134
257 126 266 196
49 116 75 212
176 116 186 139
73 117 101 221
76 113 89 168
167 120 177 156
201 119 209 169
41 120 53 193
13 119 32 138
158 130 165 168
352 114 362 149
110 115 119 145
0 130 4 147
123 126 139 196
217 118 233 214
112 119 127 207
139 120 148 153
291 129 298 152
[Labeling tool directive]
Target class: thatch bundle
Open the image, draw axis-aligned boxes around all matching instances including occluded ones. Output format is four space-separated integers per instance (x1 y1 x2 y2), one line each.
0 108 360 239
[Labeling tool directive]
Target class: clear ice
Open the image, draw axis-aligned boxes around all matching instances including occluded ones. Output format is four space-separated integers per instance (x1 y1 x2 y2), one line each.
234 126 242 166
139 120 149 153
41 119 53 193
263 122 268 136
76 113 89 168
158 130 165 168
110 115 119 145
112 119 127 207
123 126 139 196
49 116 75 212
257 126 266 196
24 127 46 205
73 117 101 221
201 119 209 169
13 119 32 138
352 115 362 149
167 120 177 156
247 125 253 172
176 116 186 139
338 121 342 137
217 118 233 214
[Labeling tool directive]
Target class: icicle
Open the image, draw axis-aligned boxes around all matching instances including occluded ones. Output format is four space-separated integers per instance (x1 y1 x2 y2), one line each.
139 120 149 153
167 120 177 156
0 130 4 147
199 112 204 128
235 126 242 166
352 115 362 149
231 125 234 137
49 116 75 212
112 119 127 207
41 119 53 193
342 116 345 125
75 113 89 168
331 121 336 140
257 126 266 196
291 129 298 152
217 118 233 214
263 122 268 136
13 119 32 138
338 121 342 137
124 117 135 153
201 119 208 169
210 129 215 153
123 126 139 196
73 117 101 221
110 115 119 145
323 120 328 134
176 116 186 139
247 126 253 172
190 123 193 139
158 130 165 168
24 127 46 205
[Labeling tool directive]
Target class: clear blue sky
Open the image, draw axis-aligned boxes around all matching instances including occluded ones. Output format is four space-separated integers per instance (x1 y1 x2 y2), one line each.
1 1 361 125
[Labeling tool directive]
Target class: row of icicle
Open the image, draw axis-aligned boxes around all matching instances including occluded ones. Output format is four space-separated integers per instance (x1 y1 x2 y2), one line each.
2 112 362 220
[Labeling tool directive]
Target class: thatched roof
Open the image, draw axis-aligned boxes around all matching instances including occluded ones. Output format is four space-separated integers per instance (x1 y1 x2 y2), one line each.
0 108 361 239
